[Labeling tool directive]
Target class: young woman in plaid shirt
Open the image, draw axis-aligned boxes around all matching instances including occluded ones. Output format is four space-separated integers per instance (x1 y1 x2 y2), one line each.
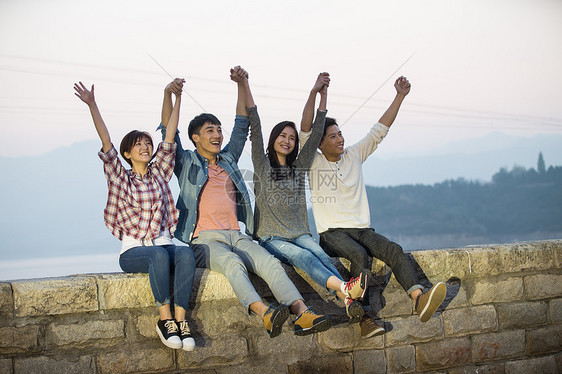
74 81 197 351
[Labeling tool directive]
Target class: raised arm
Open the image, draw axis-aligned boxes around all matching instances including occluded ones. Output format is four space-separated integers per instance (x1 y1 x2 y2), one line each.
164 92 182 144
231 66 250 115
161 78 185 128
300 72 330 132
74 82 111 153
223 66 251 161
378 76 410 128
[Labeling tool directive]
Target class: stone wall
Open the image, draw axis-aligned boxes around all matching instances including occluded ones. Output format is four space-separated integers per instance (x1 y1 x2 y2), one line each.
1 240 561 373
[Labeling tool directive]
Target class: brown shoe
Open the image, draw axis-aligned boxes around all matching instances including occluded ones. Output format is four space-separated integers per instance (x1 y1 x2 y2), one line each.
360 315 385 339
415 282 447 322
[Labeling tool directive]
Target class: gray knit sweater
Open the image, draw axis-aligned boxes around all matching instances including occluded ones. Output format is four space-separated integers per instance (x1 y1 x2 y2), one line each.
248 106 326 240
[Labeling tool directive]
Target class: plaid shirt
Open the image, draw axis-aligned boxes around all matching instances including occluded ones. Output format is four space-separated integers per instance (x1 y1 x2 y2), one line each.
98 142 179 244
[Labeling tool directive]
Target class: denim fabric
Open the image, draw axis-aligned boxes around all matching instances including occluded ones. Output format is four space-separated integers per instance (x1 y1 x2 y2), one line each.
191 230 303 310
320 228 422 308
157 115 253 243
260 234 343 289
119 245 196 309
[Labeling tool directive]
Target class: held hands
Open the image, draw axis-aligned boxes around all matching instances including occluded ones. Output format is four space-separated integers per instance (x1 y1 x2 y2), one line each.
74 82 95 106
312 72 330 94
165 78 185 96
395 76 411 96
230 65 249 83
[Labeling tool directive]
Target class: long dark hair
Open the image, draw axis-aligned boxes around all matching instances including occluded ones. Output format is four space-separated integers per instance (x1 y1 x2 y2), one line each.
266 121 298 180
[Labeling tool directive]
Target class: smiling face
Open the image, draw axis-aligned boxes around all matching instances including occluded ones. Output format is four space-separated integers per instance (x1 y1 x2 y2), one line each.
192 122 223 160
319 124 345 161
124 137 153 167
273 125 297 161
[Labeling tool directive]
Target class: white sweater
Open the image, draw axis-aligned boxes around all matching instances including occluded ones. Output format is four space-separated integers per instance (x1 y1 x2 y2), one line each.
300 122 389 234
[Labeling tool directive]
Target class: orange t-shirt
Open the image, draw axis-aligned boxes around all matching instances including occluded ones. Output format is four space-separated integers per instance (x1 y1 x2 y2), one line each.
193 163 240 237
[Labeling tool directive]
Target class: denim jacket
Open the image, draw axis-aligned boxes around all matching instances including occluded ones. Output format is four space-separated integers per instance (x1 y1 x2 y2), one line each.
158 115 253 243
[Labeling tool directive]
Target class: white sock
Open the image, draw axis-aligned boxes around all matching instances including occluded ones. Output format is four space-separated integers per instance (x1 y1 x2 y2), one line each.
340 282 348 295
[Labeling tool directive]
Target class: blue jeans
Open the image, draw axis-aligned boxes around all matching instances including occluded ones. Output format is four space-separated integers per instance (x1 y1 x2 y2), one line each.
191 230 303 310
119 245 196 310
260 234 343 290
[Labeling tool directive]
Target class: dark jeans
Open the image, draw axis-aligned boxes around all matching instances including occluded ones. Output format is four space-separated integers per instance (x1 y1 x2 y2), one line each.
319 228 422 308
119 245 196 310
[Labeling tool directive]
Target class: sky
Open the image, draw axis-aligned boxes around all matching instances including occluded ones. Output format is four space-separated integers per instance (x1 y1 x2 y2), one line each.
1 0 562 159
1 0 562 280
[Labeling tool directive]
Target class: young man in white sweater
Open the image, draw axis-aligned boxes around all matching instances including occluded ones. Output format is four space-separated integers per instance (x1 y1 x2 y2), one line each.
300 76 446 338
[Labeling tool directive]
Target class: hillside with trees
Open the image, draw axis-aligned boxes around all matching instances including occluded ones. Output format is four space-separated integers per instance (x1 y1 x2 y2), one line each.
309 153 562 250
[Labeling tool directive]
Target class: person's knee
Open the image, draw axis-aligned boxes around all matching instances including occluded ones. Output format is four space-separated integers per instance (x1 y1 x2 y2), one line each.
221 253 247 277
175 247 196 266
152 247 170 267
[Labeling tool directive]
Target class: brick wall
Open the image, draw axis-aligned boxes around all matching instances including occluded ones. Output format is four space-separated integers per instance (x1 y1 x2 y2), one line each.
1 240 561 373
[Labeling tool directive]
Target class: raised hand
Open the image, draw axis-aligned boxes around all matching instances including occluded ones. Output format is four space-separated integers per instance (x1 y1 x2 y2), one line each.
165 78 185 96
230 65 249 83
312 72 330 93
74 82 95 106
395 76 411 96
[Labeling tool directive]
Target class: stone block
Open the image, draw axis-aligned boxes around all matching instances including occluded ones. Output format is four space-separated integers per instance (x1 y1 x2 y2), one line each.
443 305 497 337
12 276 98 316
191 299 252 338
318 323 358 351
193 269 237 303
416 337 471 371
471 330 525 362
354 349 386 374
47 319 125 348
498 242 554 273
550 298 562 323
0 358 12 374
0 283 12 318
135 314 158 338
255 331 316 364
177 334 248 369
384 315 443 346
288 354 353 374
96 273 153 310
442 249 472 279
526 325 562 355
14 355 96 374
524 274 562 300
448 362 505 374
471 277 523 305
379 289 412 318
0 324 43 354
497 301 548 329
217 362 288 374
505 355 557 374
97 346 173 374
466 247 502 276
444 284 469 310
410 249 449 279
386 345 415 373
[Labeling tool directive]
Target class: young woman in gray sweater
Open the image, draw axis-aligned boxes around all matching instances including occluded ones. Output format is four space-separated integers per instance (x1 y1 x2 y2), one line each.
244 73 367 323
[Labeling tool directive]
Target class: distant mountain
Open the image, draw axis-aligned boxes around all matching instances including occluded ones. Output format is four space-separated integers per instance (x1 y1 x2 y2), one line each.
362 132 562 186
1 132 561 260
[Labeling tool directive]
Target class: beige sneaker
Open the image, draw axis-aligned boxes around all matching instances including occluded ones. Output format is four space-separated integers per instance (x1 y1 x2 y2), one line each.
415 282 447 322
343 272 368 300
360 315 385 338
